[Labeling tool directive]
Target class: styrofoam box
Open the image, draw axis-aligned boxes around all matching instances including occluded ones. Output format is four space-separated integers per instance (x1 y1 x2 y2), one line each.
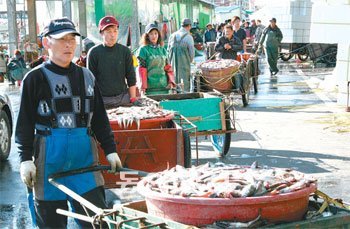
291 7 300 15
300 7 313 16
300 37 307 43
310 23 350 43
336 63 350 85
281 15 293 22
297 29 305 37
291 22 311 30
282 29 294 37
311 4 350 24
336 62 350 83
337 92 350 106
337 80 350 94
291 0 299 8
292 36 303 43
303 29 310 37
280 22 293 29
336 43 350 61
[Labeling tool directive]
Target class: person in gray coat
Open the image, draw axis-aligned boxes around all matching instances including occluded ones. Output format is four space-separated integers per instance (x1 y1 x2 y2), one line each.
167 18 195 92
253 19 265 51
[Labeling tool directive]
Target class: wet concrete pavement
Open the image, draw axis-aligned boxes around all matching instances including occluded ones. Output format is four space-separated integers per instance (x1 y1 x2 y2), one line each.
194 58 350 203
1 57 350 228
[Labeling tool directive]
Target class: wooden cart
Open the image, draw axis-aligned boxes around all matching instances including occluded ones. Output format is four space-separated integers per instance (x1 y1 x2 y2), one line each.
194 54 259 107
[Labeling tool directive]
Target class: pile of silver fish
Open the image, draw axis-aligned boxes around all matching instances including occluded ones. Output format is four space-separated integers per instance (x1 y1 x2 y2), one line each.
140 163 317 198
107 106 174 129
199 59 240 70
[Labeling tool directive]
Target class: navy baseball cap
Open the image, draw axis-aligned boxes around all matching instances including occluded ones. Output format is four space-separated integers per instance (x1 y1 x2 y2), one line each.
42 17 80 39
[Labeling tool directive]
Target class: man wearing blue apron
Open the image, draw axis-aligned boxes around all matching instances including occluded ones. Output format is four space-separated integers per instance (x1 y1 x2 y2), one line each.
16 17 122 228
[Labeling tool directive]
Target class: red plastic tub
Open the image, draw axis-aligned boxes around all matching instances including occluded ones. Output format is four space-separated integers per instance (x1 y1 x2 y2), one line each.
137 182 317 226
236 52 252 62
109 113 174 130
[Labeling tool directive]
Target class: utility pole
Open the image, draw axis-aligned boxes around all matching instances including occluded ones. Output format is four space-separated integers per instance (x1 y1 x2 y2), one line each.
238 0 242 19
78 0 87 37
62 0 72 19
7 0 18 55
27 0 37 43
131 0 140 49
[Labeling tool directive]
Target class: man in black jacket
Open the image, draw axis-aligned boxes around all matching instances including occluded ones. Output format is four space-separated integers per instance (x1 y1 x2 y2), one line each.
87 16 138 107
16 17 122 228
215 24 243 60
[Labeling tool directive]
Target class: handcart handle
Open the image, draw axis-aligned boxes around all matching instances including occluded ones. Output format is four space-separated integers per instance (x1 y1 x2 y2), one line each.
47 166 149 219
48 165 149 181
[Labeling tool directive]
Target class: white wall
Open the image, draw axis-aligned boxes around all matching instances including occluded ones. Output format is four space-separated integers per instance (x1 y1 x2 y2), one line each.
310 1 350 106
214 9 241 24
251 0 313 43
138 0 161 25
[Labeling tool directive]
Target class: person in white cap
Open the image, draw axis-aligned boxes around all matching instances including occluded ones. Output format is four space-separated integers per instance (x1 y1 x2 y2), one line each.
167 18 195 92
16 17 122 228
137 23 176 95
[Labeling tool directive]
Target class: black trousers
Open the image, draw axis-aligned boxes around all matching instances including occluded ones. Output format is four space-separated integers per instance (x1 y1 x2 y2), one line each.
35 186 108 228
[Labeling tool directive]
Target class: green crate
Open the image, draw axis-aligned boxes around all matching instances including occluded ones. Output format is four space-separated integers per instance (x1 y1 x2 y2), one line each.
160 97 223 132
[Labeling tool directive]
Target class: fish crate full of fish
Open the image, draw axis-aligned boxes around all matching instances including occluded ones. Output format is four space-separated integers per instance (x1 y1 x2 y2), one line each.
96 105 191 188
106 105 174 130
137 163 317 227
195 59 253 107
197 59 241 92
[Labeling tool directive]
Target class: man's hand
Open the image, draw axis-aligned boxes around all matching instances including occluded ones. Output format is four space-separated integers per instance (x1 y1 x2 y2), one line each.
106 152 123 173
257 44 263 55
224 43 231 50
20 161 36 188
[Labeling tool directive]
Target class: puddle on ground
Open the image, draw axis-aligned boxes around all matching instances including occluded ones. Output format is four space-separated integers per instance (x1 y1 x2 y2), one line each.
0 204 31 228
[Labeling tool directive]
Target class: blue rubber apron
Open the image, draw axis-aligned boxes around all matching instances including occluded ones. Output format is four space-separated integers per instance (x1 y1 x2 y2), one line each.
34 127 103 201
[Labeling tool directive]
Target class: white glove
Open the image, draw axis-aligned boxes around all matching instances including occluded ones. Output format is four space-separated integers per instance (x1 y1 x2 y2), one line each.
20 161 37 188
106 152 123 173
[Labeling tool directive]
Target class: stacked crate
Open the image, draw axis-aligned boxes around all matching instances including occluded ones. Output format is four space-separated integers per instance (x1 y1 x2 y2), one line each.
309 2 350 106
252 0 313 43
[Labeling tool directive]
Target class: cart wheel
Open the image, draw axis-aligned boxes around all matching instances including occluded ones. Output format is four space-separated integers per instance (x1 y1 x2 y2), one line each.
235 73 249 106
323 46 337 66
252 77 258 94
183 131 191 168
242 79 250 107
280 53 293 61
242 91 249 107
210 133 231 157
0 110 11 161
297 48 309 61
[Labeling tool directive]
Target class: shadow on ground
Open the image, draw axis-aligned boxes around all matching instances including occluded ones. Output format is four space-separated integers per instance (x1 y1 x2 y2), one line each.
191 145 350 174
